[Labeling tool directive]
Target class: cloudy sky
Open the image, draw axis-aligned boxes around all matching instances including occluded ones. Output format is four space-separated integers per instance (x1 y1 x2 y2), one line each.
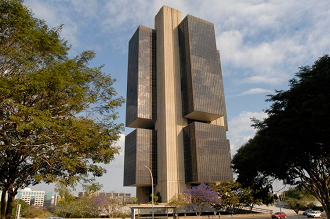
24 0 330 195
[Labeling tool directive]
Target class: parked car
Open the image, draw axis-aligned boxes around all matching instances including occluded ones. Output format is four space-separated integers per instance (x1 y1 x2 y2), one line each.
307 211 321 218
272 212 287 219
304 210 313 215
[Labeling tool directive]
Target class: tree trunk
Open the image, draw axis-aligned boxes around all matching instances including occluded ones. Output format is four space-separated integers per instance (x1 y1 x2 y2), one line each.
1 188 7 219
250 203 254 213
322 202 330 219
5 185 16 219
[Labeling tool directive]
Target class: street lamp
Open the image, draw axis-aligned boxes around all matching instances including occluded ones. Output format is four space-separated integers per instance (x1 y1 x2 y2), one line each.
144 165 154 219
274 185 286 219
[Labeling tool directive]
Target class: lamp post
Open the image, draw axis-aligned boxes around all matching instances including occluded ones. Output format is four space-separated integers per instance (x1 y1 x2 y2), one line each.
144 165 154 219
274 185 286 219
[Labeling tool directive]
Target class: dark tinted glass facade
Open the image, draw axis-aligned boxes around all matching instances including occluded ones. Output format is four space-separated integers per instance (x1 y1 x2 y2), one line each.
183 122 233 183
124 129 157 186
126 26 157 129
179 15 226 122
125 7 233 202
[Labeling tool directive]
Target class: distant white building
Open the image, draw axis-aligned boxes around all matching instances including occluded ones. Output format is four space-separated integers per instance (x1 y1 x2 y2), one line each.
16 188 53 207
0 188 56 207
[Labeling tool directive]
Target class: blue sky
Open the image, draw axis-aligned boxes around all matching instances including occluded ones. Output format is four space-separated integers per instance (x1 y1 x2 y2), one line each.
23 0 330 195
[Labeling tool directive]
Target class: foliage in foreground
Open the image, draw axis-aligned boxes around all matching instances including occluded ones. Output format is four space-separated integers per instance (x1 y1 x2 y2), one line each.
213 181 272 213
24 206 52 218
168 181 274 215
0 1 124 219
184 183 220 216
167 193 191 213
232 54 330 218
55 187 129 218
284 187 317 210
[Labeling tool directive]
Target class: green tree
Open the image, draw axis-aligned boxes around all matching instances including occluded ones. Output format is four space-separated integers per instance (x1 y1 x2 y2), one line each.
54 186 77 218
149 193 159 205
155 191 162 203
71 195 97 218
24 206 52 218
232 55 330 218
4 199 29 218
286 187 315 202
167 193 190 213
0 1 124 219
54 185 95 218
285 187 316 210
213 181 252 213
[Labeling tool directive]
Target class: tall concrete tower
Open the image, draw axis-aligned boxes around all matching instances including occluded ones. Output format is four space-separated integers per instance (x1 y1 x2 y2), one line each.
124 6 233 203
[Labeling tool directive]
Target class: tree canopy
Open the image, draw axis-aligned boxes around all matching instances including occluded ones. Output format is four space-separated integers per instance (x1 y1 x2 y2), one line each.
232 54 330 218
284 187 316 210
184 183 220 216
0 1 124 219
213 181 272 213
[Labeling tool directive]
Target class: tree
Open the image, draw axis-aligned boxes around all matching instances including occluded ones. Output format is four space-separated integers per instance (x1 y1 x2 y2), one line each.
71 195 97 218
93 194 123 218
213 181 272 213
184 183 220 216
0 1 124 219
244 182 273 210
24 206 52 218
54 185 98 218
285 187 316 210
213 181 244 213
167 193 191 214
54 187 78 218
1 199 29 218
149 192 159 205
232 55 330 218
155 191 162 203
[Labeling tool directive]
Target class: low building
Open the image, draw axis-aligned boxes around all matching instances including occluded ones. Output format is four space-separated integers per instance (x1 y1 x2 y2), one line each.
78 191 133 203
16 188 47 207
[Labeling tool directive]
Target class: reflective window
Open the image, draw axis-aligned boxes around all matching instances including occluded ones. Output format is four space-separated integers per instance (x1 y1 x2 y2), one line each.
126 26 157 128
183 122 233 183
124 129 157 186
179 15 226 120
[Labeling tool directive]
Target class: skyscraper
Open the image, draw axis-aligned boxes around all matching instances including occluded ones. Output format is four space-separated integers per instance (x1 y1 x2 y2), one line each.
124 6 233 203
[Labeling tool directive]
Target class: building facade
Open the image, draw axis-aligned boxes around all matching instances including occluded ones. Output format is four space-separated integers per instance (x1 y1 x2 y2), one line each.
0 188 57 207
78 191 133 204
16 188 47 207
124 6 233 203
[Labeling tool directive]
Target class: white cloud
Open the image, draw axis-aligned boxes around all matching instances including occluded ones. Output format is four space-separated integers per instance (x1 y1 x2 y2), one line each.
24 0 330 75
240 76 284 85
211 1 330 85
239 88 272 96
101 0 155 32
70 0 99 19
228 111 267 155
110 133 125 166
217 32 299 85
25 0 80 47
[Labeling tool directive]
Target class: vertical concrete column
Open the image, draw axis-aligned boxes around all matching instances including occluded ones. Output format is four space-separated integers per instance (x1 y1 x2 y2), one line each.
154 6 187 202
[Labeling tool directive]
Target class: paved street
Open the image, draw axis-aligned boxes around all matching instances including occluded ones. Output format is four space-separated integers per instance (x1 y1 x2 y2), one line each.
216 213 328 219
244 214 328 219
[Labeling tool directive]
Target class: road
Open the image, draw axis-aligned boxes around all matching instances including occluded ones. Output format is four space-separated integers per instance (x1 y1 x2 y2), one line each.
229 214 328 219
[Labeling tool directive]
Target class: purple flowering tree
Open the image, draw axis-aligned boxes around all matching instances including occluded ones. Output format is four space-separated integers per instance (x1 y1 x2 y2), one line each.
184 183 220 216
93 194 123 217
